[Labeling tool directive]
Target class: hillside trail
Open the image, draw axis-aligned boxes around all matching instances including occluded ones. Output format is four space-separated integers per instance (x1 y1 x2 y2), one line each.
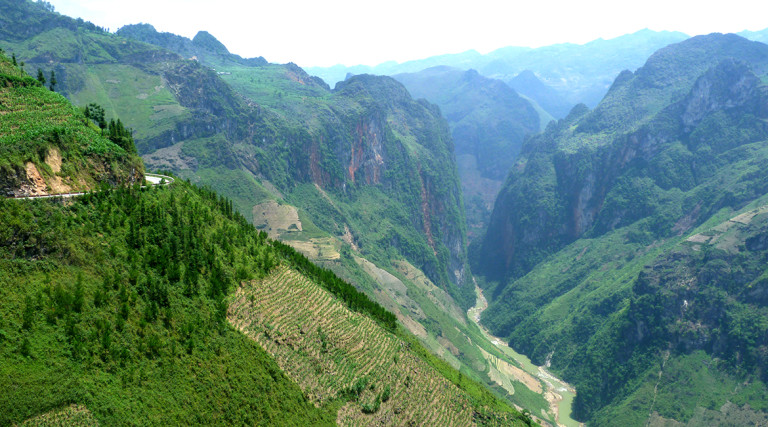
468 280 583 427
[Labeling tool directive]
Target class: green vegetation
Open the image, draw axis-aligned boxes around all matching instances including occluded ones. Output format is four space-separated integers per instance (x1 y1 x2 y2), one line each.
476 34 768 425
0 182 338 425
0 4 544 423
272 240 397 331
0 50 142 195
229 265 531 425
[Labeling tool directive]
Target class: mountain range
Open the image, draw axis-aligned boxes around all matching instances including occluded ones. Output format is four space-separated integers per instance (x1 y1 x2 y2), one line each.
3 0 768 425
475 33 768 425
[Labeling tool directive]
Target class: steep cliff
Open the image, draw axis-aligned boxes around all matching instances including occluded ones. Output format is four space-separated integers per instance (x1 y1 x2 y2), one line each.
393 66 540 240
475 34 768 424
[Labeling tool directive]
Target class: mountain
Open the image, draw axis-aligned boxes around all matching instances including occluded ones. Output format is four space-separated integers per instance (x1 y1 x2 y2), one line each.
1 1 470 306
0 46 532 425
116 24 268 67
392 66 540 240
307 29 689 116
480 29 690 108
307 50 488 90
0 49 143 196
474 33 768 425
740 28 768 44
508 70 572 120
0 1 566 421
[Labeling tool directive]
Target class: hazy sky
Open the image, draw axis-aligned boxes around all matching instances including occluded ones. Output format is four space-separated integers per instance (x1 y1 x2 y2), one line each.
47 0 768 67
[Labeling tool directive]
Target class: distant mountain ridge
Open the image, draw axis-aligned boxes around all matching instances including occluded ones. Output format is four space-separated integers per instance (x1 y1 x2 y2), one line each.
307 29 691 118
392 66 540 240
116 24 268 67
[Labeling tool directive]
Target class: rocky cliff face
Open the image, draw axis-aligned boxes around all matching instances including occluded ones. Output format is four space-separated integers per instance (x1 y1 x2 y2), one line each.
392 66 540 241
474 34 768 424
477 35 768 284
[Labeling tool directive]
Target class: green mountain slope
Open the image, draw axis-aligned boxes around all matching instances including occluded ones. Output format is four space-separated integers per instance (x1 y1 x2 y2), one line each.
0 50 143 196
108 16 559 424
2 4 471 309
0 53 531 423
392 66 540 240
0 1 555 423
474 34 768 425
0 181 533 425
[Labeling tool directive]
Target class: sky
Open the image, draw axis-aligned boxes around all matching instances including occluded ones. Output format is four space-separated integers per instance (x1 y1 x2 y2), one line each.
47 0 768 68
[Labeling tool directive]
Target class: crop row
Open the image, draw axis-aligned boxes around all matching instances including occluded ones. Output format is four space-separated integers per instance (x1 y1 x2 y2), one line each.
229 265 477 425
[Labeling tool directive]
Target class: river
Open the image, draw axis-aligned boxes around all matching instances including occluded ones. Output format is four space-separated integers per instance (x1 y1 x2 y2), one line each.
468 283 582 427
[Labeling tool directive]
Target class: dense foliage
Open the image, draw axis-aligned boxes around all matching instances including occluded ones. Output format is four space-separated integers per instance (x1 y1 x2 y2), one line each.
476 34 768 425
0 182 337 425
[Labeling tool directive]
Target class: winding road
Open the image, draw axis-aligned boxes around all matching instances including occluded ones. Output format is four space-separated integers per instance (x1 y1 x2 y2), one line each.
10 173 174 200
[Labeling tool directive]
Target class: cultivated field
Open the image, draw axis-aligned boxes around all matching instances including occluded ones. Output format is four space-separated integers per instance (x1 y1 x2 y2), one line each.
228 265 503 426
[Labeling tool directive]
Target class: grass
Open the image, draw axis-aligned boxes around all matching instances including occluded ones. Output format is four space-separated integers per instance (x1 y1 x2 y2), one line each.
66 64 189 141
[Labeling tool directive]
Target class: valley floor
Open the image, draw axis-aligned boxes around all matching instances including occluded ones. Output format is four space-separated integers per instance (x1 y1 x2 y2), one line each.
469 283 582 427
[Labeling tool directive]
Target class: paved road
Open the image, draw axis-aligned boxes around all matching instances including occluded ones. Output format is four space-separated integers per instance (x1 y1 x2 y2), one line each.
10 173 174 200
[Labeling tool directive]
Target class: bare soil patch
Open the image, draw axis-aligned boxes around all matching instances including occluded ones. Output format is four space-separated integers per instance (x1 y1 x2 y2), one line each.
252 200 302 239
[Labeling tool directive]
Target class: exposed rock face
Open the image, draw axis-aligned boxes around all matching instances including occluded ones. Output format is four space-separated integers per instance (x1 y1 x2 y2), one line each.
477 35 768 283
392 66 540 241
473 33 768 424
347 117 385 185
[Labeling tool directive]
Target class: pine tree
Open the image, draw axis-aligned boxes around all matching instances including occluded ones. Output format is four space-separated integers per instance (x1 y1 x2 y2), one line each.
11 53 16 66
36 68 46 85
49 70 56 91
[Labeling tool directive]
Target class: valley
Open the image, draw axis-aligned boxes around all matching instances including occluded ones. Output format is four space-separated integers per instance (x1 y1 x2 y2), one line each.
3 0 768 425
469 284 580 427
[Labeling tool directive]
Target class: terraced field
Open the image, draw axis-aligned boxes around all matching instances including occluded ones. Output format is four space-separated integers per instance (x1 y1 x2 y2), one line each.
20 404 97 426
228 266 518 426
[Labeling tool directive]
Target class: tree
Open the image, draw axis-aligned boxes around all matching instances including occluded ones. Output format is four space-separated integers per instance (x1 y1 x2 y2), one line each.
84 103 106 129
49 70 56 91
36 68 46 85
106 118 137 153
11 53 16 66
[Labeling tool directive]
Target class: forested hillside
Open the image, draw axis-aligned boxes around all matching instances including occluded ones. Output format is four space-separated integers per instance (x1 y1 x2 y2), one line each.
0 41 532 423
474 33 768 425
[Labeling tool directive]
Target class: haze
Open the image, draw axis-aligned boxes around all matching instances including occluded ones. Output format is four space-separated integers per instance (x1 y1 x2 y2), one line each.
47 0 768 68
